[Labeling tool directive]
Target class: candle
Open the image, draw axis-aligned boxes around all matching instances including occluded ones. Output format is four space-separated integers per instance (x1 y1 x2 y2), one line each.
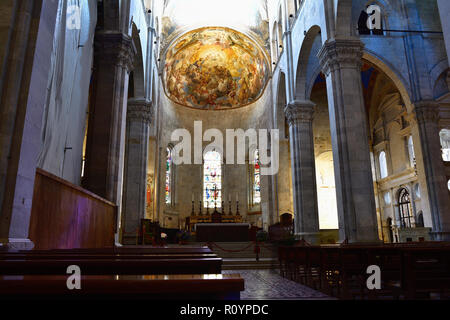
192 193 194 201
236 193 238 202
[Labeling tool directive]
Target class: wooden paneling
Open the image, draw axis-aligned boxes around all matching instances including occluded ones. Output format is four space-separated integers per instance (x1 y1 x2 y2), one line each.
29 168 117 249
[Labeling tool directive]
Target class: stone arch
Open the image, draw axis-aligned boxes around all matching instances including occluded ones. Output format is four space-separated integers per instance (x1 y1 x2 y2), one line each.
362 52 414 113
129 23 145 98
430 59 449 99
294 25 322 100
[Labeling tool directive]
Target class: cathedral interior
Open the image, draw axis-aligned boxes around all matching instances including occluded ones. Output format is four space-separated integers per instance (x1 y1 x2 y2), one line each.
0 0 450 302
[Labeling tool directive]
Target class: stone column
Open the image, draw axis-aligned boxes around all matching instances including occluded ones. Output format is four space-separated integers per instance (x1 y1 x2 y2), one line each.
0 0 58 249
437 0 450 67
122 98 152 244
414 102 450 240
284 100 319 243
318 38 379 243
84 32 135 207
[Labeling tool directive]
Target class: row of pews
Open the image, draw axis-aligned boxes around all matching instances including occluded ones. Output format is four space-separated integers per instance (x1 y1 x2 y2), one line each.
0 246 245 300
278 242 450 300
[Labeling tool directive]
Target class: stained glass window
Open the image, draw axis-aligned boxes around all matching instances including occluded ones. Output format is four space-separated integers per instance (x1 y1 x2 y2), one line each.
165 147 172 205
253 149 261 204
203 151 222 208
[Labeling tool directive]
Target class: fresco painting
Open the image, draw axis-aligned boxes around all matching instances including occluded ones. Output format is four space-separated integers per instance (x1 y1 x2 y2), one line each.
164 27 269 109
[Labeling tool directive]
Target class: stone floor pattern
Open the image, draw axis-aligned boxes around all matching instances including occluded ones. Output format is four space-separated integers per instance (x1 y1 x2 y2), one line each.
222 269 333 300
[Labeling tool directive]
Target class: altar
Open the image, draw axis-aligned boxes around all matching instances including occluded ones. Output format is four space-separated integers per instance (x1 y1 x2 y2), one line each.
195 223 250 242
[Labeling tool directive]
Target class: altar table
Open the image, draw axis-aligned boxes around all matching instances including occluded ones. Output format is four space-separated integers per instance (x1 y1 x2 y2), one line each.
195 223 250 242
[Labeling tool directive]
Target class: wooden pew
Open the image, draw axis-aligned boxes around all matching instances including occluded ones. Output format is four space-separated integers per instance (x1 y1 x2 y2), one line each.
0 274 245 300
0 253 218 260
278 242 450 300
7 246 214 255
401 247 450 299
0 258 222 275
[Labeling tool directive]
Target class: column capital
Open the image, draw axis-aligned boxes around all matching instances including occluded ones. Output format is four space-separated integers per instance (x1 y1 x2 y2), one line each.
95 32 136 72
284 100 316 126
127 98 153 124
318 38 364 76
413 100 440 124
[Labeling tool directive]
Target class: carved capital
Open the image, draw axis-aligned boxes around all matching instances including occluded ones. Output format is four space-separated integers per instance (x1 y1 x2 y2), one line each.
95 32 136 72
318 38 364 76
284 100 316 126
127 98 153 124
413 101 440 124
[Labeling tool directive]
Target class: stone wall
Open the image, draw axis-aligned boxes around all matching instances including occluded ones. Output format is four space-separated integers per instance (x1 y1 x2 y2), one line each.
156 81 274 229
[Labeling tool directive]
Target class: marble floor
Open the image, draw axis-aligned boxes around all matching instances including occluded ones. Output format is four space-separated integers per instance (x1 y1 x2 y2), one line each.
222 269 334 300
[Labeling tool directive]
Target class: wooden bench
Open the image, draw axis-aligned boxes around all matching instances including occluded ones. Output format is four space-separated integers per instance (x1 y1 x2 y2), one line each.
0 253 218 260
0 258 222 275
0 274 245 300
6 246 214 255
278 242 450 300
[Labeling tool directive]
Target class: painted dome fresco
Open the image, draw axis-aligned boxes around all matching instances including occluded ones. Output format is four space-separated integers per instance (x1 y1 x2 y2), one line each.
164 27 269 109
161 0 270 110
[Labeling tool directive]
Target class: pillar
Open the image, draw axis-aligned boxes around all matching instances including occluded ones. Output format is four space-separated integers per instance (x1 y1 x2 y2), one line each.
414 101 450 240
0 0 58 249
84 32 135 206
437 0 450 67
284 100 319 243
121 98 152 244
318 38 379 243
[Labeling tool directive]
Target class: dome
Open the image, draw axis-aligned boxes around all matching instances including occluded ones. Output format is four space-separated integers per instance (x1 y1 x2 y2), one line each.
161 0 270 110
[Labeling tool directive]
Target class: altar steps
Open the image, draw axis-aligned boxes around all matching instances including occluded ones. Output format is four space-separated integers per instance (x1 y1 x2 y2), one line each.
198 242 278 270
222 258 279 270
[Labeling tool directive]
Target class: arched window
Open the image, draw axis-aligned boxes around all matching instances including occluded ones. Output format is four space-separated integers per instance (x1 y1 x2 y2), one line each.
408 135 416 168
252 149 261 205
272 22 279 64
398 188 414 228
203 150 222 208
440 129 450 161
379 151 388 179
165 147 173 205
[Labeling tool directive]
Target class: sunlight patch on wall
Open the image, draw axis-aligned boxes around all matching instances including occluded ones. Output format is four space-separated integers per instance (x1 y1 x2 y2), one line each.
315 151 339 230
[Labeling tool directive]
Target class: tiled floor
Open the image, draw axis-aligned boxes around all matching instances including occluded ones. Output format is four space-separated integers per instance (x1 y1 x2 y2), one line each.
222 269 334 300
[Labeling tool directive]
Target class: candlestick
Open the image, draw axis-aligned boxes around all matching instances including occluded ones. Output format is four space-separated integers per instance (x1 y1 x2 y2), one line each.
221 201 225 215
229 200 232 215
191 200 194 216
199 201 202 216
236 200 240 216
